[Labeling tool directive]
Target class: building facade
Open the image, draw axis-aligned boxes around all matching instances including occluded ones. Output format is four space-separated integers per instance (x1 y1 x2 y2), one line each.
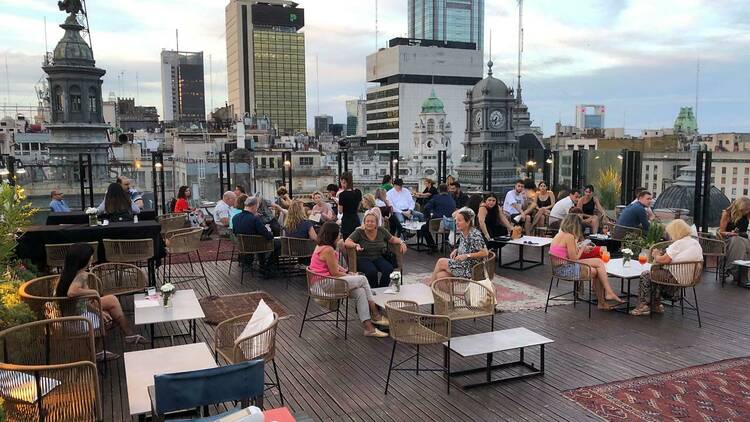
160 50 206 123
575 104 606 130
225 0 306 134
346 99 366 137
314 115 332 137
408 0 484 52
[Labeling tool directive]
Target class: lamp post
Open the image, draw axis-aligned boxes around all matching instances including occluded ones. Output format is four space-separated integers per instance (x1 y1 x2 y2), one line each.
482 149 492 193
78 153 94 209
526 160 537 182
152 151 166 215
437 150 447 184
281 151 292 198
389 151 399 178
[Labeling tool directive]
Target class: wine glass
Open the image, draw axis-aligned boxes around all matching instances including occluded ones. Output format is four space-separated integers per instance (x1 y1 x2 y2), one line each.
638 249 648 265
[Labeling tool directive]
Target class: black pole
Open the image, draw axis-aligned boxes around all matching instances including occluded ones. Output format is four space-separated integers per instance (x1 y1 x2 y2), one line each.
151 151 159 214
482 149 492 192
571 150 580 190
159 153 166 215
631 151 642 200
79 155 86 210
693 150 704 230
390 151 398 177
343 151 349 174
701 151 712 232
219 152 225 195
437 150 447 184
619 149 629 205
542 150 551 185
281 153 287 187
283 151 293 198
337 151 342 182
552 151 559 190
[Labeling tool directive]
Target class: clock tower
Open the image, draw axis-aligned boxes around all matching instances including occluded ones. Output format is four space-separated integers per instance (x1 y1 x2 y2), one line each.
408 89 452 179
456 61 519 191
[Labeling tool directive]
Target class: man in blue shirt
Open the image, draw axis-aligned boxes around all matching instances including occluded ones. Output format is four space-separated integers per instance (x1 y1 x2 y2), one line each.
49 190 71 212
617 190 652 232
232 196 279 275
420 183 456 252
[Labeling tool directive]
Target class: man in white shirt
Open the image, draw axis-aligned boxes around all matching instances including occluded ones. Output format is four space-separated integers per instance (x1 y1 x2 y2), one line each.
387 178 425 225
213 191 237 228
550 189 581 226
503 180 532 234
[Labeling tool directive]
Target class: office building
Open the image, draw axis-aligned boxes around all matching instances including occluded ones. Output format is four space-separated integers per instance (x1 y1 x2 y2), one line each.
575 104 606 130
408 0 484 52
365 37 483 166
346 99 366 136
225 0 306 134
160 50 206 123
314 115 332 137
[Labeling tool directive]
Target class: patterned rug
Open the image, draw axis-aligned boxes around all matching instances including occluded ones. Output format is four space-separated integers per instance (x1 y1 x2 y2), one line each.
199 291 290 325
563 357 750 421
404 272 571 312
169 239 235 264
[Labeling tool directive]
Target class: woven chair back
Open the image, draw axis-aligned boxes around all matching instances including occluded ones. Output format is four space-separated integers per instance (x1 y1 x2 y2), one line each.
102 238 154 263
45 242 99 268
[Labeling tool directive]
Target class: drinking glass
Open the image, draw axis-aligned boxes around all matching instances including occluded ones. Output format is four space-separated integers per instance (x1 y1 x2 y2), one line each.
638 249 648 265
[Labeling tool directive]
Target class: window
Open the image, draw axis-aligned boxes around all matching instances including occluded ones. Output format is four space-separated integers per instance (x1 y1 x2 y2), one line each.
261 157 267 168
733 178 737 184
299 157 313 166
380 169 386 176
733 167 738 175
745 178 749 185
654 165 658 172
427 119 435 134
70 85 82 112
269 158 274 168
722 167 727 174
53 86 63 111
732 188 737 196
653 183 657 191
721 177 726 184
744 189 748 196
653 174 657 180
363 168 369 176
646 165 650 171
88 87 98 113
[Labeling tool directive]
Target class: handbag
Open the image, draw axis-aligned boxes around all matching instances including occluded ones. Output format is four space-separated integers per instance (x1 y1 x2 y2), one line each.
465 260 496 308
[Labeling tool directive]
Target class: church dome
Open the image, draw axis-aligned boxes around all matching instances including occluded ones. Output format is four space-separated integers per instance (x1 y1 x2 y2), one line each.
52 15 95 67
653 185 729 227
421 89 445 113
471 61 511 99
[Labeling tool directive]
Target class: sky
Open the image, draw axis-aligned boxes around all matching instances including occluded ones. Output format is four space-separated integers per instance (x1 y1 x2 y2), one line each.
1 0 748 136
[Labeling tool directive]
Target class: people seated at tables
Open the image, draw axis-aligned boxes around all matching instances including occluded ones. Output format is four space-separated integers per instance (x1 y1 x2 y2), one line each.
374 188 392 216
415 178 438 209
361 194 384 227
719 197 750 286
478 194 511 240
577 185 608 234
618 190 652 232
310 222 389 337
420 183 456 251
531 181 556 230
550 188 581 228
550 214 624 309
387 178 425 226
49 189 71 212
97 183 140 221
275 186 292 210
503 180 533 234
380 174 393 192
173 185 194 213
256 194 283 237
117 176 144 210
630 219 703 316
429 207 489 282
631 186 655 220
233 197 280 272
234 185 246 197
229 194 247 231
338 172 362 239
326 183 339 202
310 191 334 223
283 200 317 241
214 191 237 228
449 181 469 209
346 212 407 288
56 243 146 358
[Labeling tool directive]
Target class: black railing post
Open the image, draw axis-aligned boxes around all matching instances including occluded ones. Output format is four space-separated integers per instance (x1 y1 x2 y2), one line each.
701 150 712 233
693 150 704 230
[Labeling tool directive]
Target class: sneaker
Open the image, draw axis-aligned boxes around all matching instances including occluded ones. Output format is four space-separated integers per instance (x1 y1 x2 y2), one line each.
372 316 390 327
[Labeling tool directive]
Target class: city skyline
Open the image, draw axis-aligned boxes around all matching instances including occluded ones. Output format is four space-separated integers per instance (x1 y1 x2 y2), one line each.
1 0 748 135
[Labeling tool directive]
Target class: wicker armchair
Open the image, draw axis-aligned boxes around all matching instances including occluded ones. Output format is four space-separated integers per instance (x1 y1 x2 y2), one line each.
279 237 316 279
158 214 187 235
299 269 350 340
45 242 99 270
545 255 594 318
471 251 496 282
431 277 495 331
102 238 154 264
214 313 283 404
428 218 449 252
345 242 404 273
605 222 642 243
0 317 102 422
649 261 704 327
163 227 210 295
384 300 452 395
232 235 276 285
694 234 727 286
90 263 148 297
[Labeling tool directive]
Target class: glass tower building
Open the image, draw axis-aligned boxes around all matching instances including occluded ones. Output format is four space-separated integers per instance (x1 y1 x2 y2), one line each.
408 0 484 51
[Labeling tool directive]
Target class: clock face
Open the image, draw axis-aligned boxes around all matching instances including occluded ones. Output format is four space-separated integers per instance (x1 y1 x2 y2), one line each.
489 110 505 129
473 110 482 130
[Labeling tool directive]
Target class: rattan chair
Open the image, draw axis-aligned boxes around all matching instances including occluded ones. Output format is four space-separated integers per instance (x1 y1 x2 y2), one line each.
232 234 276 284
45 242 99 270
214 313 283 404
345 242 404 273
471 251 496 282
384 300 451 395
163 227 210 294
694 234 727 286
90 263 148 297
279 237 316 279
649 261 704 327
431 277 495 331
545 255 594 318
0 317 102 422
605 222 642 243
299 268 350 340
102 238 154 265
158 213 187 235
428 218 449 253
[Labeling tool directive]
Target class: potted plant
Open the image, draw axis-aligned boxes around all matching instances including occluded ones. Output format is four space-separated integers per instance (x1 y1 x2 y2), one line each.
623 222 666 262
85 207 99 226
621 248 634 267
161 283 176 308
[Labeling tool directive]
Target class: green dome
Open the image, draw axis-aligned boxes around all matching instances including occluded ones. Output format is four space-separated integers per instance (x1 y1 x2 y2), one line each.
421 89 445 113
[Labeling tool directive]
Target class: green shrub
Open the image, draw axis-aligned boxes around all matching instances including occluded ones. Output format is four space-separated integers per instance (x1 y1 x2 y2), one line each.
593 166 621 211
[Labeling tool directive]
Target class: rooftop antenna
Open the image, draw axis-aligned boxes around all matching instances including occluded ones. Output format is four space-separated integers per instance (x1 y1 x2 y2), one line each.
80 0 94 58
694 56 700 130
136 72 140 104
4 55 9 114
209 54 214 115
316 54 320 115
488 28 492 75
516 0 524 103
43 16 49 64
375 0 379 49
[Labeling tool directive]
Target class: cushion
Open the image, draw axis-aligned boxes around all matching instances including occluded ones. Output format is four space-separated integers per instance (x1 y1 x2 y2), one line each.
235 299 274 345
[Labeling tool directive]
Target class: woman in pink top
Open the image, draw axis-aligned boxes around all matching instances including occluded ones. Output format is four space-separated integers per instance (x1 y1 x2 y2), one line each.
550 214 623 310
309 222 389 337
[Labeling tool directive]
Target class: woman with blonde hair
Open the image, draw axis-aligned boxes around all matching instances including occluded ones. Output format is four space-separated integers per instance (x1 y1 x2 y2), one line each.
549 214 623 309
429 207 489 282
361 194 383 227
310 190 334 223
630 219 703 316
283 200 317 241
719 197 750 285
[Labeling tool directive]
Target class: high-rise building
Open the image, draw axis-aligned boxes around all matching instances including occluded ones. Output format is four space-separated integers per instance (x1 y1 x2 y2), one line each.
225 0 307 134
575 104 606 130
365 38 483 165
314 115 332 137
160 50 206 123
346 99 366 136
408 0 484 52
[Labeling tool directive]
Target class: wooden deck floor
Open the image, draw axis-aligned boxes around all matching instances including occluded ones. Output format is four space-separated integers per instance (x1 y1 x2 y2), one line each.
99 247 750 422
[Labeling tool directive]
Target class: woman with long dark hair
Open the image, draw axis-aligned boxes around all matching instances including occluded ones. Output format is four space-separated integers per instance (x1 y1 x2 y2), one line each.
338 172 362 239
174 185 193 213
55 243 145 347
97 182 139 222
477 194 511 240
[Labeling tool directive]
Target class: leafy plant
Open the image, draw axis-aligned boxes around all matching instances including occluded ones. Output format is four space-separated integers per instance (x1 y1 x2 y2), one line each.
593 166 621 211
623 221 666 253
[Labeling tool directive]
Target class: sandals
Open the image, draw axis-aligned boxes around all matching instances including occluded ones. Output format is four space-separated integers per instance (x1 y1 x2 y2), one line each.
125 334 148 345
364 328 389 338
629 306 651 316
96 351 121 362
372 316 390 327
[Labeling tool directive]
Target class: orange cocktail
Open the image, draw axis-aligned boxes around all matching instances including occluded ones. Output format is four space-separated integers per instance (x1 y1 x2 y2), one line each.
601 251 610 263
638 255 648 265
